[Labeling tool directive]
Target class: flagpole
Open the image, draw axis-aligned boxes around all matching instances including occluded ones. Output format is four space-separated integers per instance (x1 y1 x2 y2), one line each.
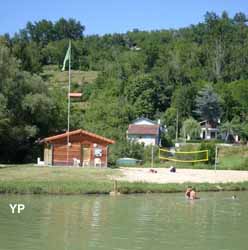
67 40 71 166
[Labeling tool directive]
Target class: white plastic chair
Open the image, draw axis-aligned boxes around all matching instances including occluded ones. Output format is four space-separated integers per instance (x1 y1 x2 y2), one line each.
73 158 80 167
94 158 101 167
37 157 45 166
83 160 90 167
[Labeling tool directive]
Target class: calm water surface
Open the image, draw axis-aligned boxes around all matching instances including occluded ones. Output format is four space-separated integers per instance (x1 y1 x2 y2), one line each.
0 192 247 250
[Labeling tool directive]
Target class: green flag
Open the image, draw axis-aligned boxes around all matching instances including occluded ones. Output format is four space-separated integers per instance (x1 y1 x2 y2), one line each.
62 42 71 71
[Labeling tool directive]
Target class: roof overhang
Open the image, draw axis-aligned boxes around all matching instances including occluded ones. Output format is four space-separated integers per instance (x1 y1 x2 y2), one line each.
127 124 160 135
40 129 115 145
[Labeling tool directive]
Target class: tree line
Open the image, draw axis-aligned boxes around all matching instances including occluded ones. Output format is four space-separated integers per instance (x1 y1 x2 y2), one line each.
0 11 248 163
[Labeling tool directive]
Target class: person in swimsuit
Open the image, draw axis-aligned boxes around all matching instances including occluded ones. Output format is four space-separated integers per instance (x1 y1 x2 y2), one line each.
185 186 199 200
185 186 192 199
189 187 199 200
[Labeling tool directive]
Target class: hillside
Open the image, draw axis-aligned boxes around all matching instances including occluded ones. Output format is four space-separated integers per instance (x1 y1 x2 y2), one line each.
41 65 98 87
0 13 248 163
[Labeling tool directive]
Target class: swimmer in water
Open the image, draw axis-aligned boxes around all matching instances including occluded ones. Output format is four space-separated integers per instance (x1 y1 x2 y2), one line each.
185 186 200 200
185 186 192 199
189 188 198 200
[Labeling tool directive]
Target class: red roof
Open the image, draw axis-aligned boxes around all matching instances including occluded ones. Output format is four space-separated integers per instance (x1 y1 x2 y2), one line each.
128 124 159 135
41 129 115 144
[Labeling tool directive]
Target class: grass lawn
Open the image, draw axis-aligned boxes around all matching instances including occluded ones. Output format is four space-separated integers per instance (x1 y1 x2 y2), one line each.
1 165 248 195
0 165 121 194
0 165 120 182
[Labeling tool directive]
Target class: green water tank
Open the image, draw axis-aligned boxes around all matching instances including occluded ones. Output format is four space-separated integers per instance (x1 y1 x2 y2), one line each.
116 158 141 166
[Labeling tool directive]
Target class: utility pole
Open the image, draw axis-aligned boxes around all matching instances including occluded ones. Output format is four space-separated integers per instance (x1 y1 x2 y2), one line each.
214 146 218 172
176 109 179 143
151 145 154 168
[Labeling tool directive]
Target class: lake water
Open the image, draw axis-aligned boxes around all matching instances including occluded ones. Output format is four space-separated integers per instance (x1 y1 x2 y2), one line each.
0 192 247 250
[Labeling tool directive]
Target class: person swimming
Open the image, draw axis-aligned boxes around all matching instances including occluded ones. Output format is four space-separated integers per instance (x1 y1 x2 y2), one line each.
185 186 192 199
189 188 199 200
185 186 199 200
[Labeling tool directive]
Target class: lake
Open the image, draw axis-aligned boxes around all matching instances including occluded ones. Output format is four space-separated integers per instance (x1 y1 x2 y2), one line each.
0 192 247 250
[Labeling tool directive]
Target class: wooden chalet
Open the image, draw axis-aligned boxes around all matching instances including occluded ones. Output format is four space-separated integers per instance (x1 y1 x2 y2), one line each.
41 129 115 167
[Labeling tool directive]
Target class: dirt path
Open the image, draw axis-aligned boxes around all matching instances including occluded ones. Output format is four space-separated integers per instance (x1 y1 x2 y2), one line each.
117 168 248 183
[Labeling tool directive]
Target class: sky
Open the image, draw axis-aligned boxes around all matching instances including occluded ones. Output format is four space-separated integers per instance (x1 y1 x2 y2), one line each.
0 0 247 36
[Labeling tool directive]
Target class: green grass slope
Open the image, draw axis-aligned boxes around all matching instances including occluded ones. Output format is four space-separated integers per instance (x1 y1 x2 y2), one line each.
41 65 98 87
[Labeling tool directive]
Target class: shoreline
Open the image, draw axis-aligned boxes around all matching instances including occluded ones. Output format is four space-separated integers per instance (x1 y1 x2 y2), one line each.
1 180 248 195
1 165 248 195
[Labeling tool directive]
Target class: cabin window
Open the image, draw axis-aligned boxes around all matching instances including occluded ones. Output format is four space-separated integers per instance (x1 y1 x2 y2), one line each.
94 147 102 157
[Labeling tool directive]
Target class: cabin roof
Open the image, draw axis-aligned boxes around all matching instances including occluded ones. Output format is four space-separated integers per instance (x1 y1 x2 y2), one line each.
41 129 115 144
127 124 160 135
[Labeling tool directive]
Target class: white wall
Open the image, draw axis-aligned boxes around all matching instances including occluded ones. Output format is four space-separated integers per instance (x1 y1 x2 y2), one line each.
128 135 157 146
200 128 218 140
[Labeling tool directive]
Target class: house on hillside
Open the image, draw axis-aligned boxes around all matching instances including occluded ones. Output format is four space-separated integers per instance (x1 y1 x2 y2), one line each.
41 129 115 167
199 120 219 140
127 117 163 146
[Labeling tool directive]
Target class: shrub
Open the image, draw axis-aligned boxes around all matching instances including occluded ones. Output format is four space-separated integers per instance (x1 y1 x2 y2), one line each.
160 133 173 147
240 157 248 170
108 140 144 166
198 141 216 165
143 145 160 164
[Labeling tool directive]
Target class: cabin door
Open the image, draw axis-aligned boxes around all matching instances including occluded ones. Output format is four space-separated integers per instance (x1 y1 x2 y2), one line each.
44 144 52 165
81 144 91 167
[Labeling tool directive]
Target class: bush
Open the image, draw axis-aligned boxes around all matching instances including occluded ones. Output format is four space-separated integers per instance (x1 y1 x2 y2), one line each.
198 141 216 165
240 157 248 170
143 145 160 164
108 140 145 166
108 141 161 166
160 133 173 147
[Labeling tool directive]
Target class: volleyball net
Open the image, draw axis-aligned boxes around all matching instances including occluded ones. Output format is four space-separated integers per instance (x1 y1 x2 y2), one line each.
159 148 209 163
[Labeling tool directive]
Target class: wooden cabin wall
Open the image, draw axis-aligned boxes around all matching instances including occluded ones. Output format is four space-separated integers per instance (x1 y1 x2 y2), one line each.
47 133 110 166
53 143 81 165
101 146 107 167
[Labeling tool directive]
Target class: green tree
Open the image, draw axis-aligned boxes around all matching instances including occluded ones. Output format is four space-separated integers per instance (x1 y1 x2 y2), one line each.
171 84 198 119
182 117 201 140
161 107 177 141
195 85 221 123
0 45 67 163
54 18 85 40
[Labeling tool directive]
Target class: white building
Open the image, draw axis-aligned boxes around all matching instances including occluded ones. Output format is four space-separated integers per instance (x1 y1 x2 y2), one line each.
199 120 219 140
127 118 162 146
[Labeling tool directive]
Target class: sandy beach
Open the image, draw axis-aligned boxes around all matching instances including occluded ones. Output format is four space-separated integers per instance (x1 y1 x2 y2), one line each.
117 167 248 184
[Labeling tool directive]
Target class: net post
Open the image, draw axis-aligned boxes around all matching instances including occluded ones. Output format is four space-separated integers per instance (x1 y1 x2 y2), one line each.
151 145 154 168
214 146 218 172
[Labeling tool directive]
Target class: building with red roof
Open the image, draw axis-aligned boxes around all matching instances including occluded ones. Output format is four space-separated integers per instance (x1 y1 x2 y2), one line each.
127 118 162 146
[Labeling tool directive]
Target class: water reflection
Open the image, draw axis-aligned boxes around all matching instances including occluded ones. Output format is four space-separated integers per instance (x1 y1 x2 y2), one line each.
0 192 247 250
